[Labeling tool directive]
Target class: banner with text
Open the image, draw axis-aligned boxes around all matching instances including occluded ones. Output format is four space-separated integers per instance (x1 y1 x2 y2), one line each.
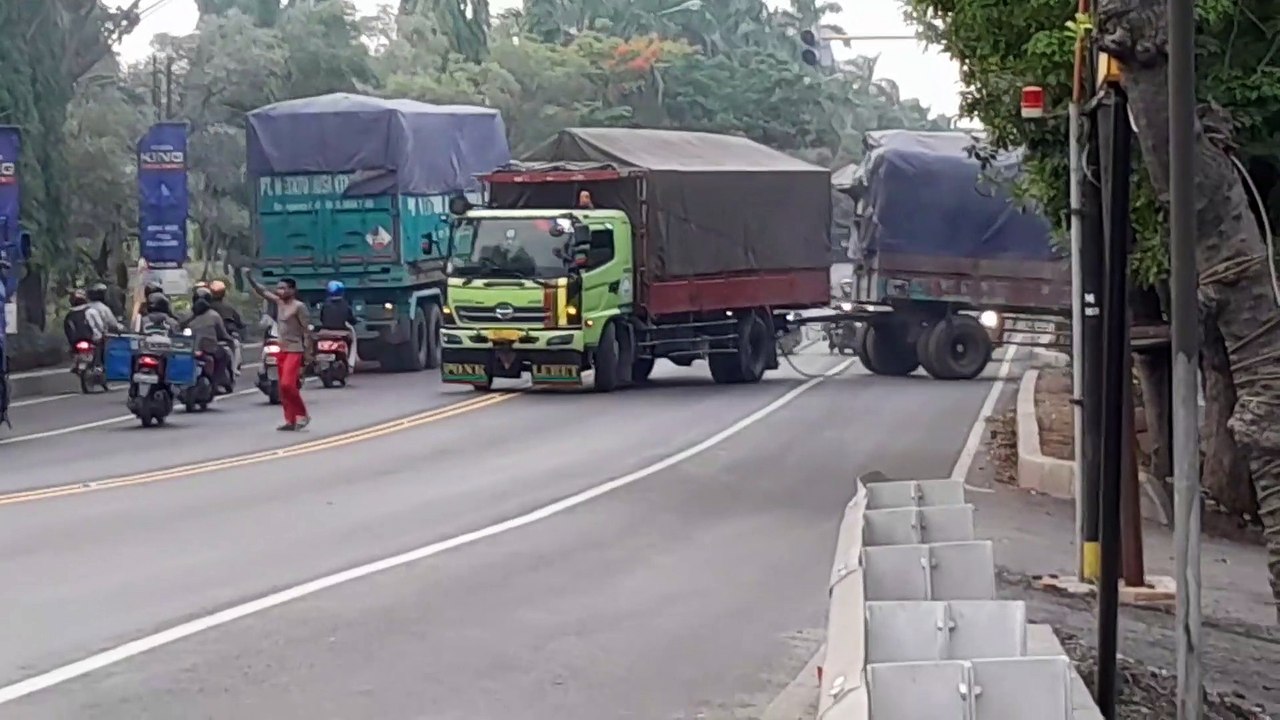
137 122 189 269
0 126 19 260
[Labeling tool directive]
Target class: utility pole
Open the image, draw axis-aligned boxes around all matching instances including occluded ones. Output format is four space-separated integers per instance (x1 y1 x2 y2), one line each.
1094 52 1133 719
164 55 175 120
1167 0 1203 712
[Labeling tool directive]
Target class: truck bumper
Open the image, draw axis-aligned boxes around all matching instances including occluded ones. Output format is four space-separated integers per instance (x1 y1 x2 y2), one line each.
440 327 585 386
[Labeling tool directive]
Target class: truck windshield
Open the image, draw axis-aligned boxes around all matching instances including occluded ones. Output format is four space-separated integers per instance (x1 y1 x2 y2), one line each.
453 218 573 279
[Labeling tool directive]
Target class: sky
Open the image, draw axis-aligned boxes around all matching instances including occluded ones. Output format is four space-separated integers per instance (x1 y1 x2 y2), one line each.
112 0 964 117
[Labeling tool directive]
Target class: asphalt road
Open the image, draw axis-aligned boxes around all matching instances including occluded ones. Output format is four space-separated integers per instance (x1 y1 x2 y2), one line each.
0 349 997 718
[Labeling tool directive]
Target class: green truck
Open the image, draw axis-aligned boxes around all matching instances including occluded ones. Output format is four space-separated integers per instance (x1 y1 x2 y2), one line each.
246 93 510 370
441 128 832 391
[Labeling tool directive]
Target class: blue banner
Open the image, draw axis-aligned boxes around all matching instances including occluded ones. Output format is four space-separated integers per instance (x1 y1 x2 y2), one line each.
0 126 20 339
137 122 189 269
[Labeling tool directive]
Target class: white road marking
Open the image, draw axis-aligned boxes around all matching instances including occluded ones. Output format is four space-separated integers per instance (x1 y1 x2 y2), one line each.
0 357 855 705
950 332 1049 491
9 393 79 408
0 375 308 446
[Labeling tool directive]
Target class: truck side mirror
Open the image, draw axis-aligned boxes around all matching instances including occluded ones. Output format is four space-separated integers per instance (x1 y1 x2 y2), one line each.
18 231 30 260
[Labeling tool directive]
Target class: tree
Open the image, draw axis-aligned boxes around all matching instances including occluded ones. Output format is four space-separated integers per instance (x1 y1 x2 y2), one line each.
903 0 1280 612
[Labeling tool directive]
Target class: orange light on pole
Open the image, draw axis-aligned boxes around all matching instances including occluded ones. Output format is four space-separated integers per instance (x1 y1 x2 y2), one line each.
1021 85 1046 119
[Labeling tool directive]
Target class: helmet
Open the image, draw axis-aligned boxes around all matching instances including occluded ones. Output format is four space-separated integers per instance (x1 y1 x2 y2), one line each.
146 292 171 315
209 279 227 300
193 285 213 302
143 280 164 297
87 282 108 303
326 280 345 297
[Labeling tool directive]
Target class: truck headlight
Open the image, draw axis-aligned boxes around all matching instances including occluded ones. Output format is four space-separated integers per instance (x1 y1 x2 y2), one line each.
839 301 854 312
979 310 1000 329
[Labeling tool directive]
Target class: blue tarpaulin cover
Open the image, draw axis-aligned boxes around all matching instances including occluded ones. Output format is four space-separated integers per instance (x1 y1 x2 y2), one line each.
246 93 511 196
843 130 1058 262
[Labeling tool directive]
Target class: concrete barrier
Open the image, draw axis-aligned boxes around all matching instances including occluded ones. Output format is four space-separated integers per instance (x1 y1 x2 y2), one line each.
816 472 1103 719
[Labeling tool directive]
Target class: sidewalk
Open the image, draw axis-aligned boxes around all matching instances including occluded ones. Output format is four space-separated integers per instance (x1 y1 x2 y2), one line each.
968 420 1277 714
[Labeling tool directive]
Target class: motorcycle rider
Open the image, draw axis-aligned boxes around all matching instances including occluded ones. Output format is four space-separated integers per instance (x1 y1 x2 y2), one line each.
139 293 181 335
64 290 97 349
207 279 245 376
181 286 234 389
318 280 357 371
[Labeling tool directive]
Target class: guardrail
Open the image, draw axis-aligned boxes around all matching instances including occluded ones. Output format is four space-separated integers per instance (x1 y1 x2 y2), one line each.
816 471 1103 719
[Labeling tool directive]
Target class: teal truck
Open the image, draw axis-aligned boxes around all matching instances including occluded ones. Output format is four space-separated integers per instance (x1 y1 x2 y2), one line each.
245 93 510 370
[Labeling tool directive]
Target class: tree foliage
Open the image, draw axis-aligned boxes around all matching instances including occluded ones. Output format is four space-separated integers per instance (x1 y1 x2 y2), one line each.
5 0 952 333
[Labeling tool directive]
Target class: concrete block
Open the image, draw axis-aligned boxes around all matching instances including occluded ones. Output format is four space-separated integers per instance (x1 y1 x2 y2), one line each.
1027 624 1104 720
1015 369 1077 500
830 489 868 590
867 661 969 720
919 505 976 543
928 541 997 601
864 507 922 546
916 479 967 507
863 544 930 601
820 683 869 720
971 656 1073 720
865 480 919 510
865 601 948 663
945 601 1026 659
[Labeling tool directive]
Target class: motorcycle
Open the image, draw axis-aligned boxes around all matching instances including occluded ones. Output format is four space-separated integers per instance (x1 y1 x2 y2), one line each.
72 339 108 393
127 345 175 427
180 346 217 412
313 329 351 388
257 338 302 404
214 338 237 395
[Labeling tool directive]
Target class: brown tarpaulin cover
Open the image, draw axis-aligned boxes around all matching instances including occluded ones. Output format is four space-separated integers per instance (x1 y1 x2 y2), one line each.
492 128 832 281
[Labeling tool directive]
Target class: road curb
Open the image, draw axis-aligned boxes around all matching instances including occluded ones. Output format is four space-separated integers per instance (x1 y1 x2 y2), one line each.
1014 370 1170 525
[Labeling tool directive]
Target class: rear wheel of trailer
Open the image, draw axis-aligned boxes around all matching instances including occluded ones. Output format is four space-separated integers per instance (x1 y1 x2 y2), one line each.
919 315 992 380
709 311 770 385
861 322 919 376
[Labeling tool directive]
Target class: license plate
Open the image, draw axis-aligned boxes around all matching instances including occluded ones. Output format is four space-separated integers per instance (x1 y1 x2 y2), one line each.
1009 318 1056 333
267 367 279 380
486 328 522 342
132 373 158 385
316 353 335 362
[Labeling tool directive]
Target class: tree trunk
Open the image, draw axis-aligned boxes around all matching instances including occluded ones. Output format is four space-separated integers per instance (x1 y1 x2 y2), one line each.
1200 303 1258 516
1098 0 1280 617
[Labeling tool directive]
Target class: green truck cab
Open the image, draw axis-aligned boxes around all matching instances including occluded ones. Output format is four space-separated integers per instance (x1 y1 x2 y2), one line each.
245 93 510 371
441 128 833 392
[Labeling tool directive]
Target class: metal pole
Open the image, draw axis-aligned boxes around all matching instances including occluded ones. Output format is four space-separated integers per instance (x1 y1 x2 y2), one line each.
1081 94 1106 585
1069 103 1087 577
1095 85 1131 720
1168 0 1203 711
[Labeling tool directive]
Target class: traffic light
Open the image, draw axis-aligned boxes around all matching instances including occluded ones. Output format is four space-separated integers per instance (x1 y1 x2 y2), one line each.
800 28 821 67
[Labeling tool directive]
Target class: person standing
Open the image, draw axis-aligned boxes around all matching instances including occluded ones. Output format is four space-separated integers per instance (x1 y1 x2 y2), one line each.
244 270 311 430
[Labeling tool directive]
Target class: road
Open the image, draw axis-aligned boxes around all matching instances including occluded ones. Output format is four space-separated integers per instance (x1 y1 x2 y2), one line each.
0 348 998 718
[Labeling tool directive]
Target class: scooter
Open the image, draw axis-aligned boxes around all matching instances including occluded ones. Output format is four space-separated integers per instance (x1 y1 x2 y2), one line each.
127 345 175 427
313 329 351 388
72 339 108 393
180 348 217 412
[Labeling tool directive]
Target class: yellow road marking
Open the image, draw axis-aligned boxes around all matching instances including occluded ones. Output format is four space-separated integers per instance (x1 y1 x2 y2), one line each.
0 393 516 507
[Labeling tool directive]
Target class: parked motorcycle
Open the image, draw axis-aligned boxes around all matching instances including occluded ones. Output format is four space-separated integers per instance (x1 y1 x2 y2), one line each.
72 339 108 393
313 329 351 388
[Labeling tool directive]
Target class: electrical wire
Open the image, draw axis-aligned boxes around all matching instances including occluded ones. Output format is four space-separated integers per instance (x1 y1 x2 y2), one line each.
1226 152 1280 307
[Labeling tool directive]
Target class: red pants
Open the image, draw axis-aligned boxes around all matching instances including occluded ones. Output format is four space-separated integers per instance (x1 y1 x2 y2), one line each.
278 351 308 423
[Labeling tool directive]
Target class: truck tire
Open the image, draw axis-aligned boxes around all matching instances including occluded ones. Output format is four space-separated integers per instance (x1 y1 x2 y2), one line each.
423 303 443 370
710 312 770 384
864 323 920 376
925 315 993 380
616 321 637 387
917 322 945 378
593 322 622 392
392 311 429 372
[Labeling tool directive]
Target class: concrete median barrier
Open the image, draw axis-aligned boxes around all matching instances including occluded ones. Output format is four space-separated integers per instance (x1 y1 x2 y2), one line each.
815 471 1104 719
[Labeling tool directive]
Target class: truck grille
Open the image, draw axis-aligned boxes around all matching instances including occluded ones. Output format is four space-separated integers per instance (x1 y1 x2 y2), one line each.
453 304 547 325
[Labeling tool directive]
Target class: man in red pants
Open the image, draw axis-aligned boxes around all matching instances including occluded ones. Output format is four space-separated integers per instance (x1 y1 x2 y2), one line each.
245 271 312 430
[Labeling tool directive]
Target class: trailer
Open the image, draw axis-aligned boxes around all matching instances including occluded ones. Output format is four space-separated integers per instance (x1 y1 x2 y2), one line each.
440 127 832 390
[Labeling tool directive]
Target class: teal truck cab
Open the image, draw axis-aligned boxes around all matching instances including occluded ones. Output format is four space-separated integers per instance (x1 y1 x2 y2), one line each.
245 93 510 370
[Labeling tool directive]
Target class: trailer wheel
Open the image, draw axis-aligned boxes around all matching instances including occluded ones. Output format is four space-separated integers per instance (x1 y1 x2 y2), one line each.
863 323 920 376
924 315 993 380
389 311 429 372
917 322 945 378
593 321 622 392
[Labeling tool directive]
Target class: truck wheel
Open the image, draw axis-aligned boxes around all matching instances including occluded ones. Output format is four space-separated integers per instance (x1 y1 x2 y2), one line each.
711 312 770 384
632 356 655 384
917 322 945 378
616 321 637 387
925 315 993 380
423 303 443 370
593 322 622 392
391 312 429 372
864 323 920 376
